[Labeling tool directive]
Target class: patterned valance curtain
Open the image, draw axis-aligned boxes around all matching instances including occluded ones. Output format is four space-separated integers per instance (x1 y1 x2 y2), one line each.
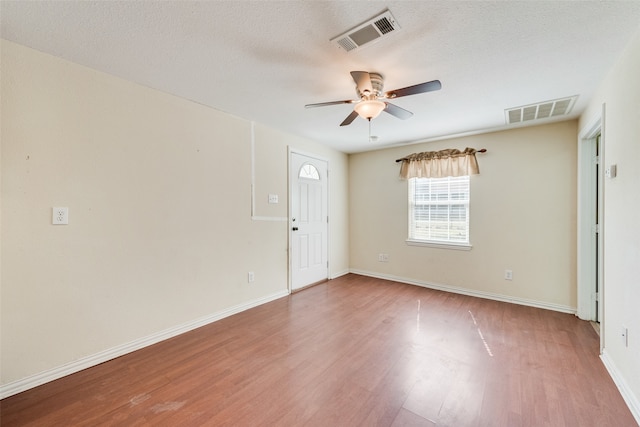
397 147 480 179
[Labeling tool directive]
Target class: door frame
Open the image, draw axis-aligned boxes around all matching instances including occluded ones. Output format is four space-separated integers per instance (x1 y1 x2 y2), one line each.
288 147 330 293
577 106 605 351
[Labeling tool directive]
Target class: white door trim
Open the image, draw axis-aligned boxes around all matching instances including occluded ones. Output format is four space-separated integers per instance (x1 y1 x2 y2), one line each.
288 147 330 293
577 104 605 352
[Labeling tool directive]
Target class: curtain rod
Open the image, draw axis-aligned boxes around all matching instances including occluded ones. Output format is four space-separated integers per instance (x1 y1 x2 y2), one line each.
395 148 487 163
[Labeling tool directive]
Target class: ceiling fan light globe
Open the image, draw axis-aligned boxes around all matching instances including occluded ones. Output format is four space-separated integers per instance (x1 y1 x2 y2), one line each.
354 100 385 120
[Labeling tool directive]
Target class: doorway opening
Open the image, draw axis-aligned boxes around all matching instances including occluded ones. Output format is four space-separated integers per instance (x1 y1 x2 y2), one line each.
577 112 604 351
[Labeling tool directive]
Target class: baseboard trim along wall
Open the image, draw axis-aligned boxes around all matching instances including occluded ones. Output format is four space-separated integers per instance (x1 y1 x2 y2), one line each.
349 269 576 314
0 290 289 400
330 269 350 280
601 349 640 425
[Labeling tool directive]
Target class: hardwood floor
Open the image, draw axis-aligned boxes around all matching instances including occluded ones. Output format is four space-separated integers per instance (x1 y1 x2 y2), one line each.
1 274 636 426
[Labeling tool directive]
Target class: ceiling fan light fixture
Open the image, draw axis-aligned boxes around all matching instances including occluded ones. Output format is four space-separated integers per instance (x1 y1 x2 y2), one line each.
354 100 386 120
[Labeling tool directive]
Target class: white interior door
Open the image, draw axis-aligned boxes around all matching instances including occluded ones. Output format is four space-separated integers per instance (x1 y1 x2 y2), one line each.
290 152 328 290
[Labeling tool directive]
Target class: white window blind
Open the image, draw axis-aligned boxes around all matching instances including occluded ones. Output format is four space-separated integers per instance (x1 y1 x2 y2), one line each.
299 163 320 180
408 176 470 244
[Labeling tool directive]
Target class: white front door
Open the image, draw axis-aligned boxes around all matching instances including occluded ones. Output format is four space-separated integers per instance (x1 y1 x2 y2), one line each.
290 152 328 290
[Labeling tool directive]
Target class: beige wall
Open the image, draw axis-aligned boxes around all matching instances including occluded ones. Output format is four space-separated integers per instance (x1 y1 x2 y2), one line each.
0 40 348 387
349 121 578 310
580 28 640 417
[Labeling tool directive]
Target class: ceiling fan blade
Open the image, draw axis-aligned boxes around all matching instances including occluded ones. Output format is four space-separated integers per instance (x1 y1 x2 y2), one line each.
350 71 373 93
384 79 442 99
384 102 413 120
340 110 359 126
305 99 355 108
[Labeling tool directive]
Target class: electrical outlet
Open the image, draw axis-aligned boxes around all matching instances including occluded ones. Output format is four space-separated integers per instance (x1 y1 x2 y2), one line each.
268 194 278 204
378 253 389 262
52 207 69 225
378 254 384 262
248 271 255 283
504 269 513 280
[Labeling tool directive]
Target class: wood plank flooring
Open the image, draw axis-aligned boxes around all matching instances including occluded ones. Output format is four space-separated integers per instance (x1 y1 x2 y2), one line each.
1 274 636 426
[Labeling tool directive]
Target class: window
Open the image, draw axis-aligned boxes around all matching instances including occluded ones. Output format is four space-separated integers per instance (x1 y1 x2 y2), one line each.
299 163 320 180
408 175 470 248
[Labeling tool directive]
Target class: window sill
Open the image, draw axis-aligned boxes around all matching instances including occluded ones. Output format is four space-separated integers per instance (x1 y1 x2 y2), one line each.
405 239 472 251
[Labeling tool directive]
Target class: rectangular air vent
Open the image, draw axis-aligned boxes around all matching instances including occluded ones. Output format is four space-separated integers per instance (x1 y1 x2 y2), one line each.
506 96 578 124
331 10 400 53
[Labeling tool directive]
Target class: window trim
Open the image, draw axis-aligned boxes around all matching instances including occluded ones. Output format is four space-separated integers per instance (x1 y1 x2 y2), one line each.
407 175 472 249
405 238 472 251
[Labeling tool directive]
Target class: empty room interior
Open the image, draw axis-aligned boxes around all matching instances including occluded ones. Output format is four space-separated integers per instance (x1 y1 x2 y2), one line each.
1 1 640 426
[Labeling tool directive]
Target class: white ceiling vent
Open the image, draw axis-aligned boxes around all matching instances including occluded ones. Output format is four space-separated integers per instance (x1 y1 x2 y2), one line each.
506 96 578 124
331 10 400 52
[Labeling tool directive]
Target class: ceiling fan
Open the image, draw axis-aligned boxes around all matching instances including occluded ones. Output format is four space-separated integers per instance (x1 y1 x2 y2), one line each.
305 71 441 126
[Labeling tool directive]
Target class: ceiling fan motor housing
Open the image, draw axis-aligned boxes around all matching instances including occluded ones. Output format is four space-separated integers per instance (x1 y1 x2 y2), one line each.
357 72 384 98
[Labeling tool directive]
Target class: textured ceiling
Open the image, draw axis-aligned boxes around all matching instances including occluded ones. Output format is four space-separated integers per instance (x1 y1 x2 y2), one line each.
2 1 640 153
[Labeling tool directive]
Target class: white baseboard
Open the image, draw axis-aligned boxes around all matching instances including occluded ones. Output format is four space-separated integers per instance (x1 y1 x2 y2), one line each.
329 269 350 280
349 269 576 314
0 290 289 400
601 349 640 426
